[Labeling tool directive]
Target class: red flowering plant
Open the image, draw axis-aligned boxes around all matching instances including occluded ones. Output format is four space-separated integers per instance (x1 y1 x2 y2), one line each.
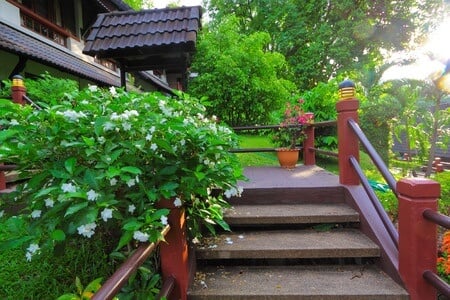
271 99 313 150
437 230 450 283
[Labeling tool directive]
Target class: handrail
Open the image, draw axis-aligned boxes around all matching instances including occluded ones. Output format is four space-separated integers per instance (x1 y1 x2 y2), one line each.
0 165 18 171
157 275 176 299
349 156 399 248
348 118 397 194
92 225 171 300
423 270 450 298
423 209 450 229
23 95 42 110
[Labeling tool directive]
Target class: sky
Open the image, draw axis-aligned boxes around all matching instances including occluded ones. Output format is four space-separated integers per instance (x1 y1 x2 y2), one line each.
152 0 202 8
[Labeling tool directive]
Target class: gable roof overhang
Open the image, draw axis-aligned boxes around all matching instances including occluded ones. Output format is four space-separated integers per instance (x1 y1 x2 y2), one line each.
0 21 173 93
82 6 202 76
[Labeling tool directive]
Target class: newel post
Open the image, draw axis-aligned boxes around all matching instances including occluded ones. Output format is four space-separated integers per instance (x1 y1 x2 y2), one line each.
303 113 315 165
398 178 440 300
11 75 26 105
336 80 359 185
157 199 189 300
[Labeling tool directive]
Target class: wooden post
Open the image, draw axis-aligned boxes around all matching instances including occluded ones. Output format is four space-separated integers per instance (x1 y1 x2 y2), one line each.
11 75 26 105
303 113 315 165
157 199 189 300
398 178 440 299
336 80 359 185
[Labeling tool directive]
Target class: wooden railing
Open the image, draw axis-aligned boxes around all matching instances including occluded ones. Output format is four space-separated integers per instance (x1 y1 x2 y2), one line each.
92 225 171 300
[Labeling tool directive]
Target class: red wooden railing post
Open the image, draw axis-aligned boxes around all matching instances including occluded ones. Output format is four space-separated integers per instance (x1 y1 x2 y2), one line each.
336 80 359 185
11 75 26 105
397 178 440 299
157 199 189 300
303 113 315 165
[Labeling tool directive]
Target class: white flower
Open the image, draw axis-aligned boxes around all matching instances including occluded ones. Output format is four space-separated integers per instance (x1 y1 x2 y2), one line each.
77 222 97 238
149 126 156 133
109 86 117 96
10 119 19 126
126 178 136 187
88 85 98 92
133 230 149 242
25 243 40 262
224 186 244 199
57 110 87 122
97 136 106 144
122 122 131 131
61 182 76 193
101 208 113 222
160 215 168 225
44 198 54 208
145 133 153 141
173 197 182 207
150 143 158 151
128 204 136 214
25 252 32 262
0 210 4 218
135 175 139 183
110 178 118 186
86 189 99 201
103 122 115 131
27 243 40 254
31 210 41 219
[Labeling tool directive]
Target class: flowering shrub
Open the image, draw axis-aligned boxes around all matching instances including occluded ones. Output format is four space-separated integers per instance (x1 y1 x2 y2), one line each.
0 86 244 260
438 230 450 283
271 99 313 149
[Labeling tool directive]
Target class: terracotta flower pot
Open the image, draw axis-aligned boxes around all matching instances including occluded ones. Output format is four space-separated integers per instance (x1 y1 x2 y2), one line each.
276 148 300 169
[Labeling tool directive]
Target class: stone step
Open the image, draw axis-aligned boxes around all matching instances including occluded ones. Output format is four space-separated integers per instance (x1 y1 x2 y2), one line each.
224 203 360 225
189 265 409 299
196 229 380 260
228 186 345 205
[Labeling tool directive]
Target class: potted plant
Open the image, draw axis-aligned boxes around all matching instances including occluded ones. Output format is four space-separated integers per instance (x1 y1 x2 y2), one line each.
271 98 313 168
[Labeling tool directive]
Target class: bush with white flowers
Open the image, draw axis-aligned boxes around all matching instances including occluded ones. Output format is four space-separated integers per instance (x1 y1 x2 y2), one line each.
0 86 244 260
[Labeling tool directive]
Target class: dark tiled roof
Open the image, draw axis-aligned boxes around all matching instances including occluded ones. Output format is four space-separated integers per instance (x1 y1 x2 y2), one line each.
0 21 120 86
83 6 202 72
0 21 172 92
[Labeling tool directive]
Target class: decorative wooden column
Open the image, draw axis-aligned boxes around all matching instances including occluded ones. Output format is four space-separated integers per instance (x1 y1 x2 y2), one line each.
303 113 315 165
336 80 359 185
157 199 189 300
398 178 440 300
11 75 26 105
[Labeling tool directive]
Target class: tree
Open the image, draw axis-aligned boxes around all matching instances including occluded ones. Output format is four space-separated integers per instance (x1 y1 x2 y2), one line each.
122 0 153 10
187 17 297 126
206 0 443 90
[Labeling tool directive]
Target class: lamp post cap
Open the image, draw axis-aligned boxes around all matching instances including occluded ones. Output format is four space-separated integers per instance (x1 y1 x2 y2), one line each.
339 79 355 89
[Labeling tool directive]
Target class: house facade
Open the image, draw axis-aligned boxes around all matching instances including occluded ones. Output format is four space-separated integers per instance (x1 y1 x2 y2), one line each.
0 0 194 92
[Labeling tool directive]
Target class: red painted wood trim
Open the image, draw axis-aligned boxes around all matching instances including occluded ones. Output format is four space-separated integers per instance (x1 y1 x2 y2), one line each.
398 178 440 299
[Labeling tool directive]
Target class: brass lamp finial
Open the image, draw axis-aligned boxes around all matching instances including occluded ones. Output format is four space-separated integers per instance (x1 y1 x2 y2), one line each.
338 79 356 100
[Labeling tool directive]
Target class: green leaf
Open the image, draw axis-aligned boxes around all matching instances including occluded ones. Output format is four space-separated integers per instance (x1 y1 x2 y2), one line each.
115 230 133 251
84 277 103 293
194 171 205 181
64 202 89 217
56 294 79 300
215 219 230 231
51 229 66 241
160 166 177 175
120 166 142 175
64 157 77 175
75 276 83 295
123 219 143 231
34 186 59 199
82 136 95 147
0 130 19 142
0 236 34 251
49 169 70 179
83 169 98 189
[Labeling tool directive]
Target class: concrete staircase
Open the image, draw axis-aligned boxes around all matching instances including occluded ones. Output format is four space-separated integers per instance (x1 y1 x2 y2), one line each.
188 170 409 299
